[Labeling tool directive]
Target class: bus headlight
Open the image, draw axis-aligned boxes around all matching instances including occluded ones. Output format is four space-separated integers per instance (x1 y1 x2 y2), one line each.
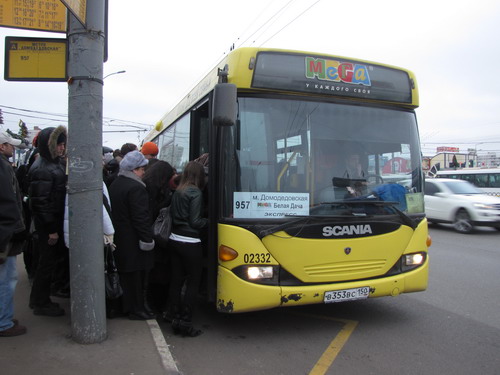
402 252 426 272
247 266 274 280
404 253 425 266
232 265 280 285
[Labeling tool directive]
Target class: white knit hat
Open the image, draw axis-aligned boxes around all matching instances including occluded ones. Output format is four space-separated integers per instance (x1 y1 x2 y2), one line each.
119 150 148 171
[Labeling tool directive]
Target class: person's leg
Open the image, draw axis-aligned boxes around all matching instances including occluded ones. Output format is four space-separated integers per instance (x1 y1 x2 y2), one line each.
177 242 203 337
165 241 185 327
181 242 203 310
167 241 185 309
29 231 64 316
50 244 70 297
118 271 135 315
0 256 17 331
124 270 154 320
0 256 26 336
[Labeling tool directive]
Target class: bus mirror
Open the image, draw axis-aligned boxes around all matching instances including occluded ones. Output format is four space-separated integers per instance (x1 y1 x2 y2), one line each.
213 83 237 127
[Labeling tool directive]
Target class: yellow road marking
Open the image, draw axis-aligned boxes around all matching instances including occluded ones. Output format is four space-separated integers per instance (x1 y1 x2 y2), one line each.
287 312 359 375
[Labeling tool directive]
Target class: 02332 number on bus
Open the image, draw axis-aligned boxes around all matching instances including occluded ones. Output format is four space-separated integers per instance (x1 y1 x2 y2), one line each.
244 253 271 263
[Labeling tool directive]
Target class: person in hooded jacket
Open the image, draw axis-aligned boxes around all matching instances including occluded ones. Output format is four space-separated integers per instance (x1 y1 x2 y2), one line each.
27 125 67 317
16 147 40 283
109 151 156 320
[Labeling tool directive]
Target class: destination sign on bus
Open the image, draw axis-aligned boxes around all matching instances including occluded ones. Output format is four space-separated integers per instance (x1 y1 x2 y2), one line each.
233 192 309 219
252 52 413 104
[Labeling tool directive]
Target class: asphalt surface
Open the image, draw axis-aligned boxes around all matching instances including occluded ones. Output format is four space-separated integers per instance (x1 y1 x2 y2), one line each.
1 257 179 375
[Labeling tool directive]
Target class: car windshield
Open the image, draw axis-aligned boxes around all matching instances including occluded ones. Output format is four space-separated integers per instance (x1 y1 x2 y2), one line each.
442 181 484 194
220 97 425 219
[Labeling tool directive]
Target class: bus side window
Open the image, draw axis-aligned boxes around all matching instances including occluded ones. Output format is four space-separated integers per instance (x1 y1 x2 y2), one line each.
490 174 500 188
475 174 488 188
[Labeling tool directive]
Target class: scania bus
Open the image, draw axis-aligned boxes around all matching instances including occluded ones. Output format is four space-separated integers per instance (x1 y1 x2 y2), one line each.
143 47 429 313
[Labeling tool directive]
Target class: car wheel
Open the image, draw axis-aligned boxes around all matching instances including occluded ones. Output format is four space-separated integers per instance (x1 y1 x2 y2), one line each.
453 209 474 234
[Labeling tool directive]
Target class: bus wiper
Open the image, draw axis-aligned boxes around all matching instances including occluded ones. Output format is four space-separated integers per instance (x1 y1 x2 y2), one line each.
330 200 417 229
389 204 417 230
257 216 313 238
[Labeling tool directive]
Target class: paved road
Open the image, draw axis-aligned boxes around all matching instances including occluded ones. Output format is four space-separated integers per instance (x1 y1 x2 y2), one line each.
159 226 500 375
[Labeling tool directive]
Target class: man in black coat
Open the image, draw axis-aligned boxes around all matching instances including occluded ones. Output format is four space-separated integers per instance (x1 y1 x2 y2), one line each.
27 125 67 317
0 131 27 336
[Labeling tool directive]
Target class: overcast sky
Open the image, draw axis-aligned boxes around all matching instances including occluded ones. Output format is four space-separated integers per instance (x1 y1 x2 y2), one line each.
1 0 499 155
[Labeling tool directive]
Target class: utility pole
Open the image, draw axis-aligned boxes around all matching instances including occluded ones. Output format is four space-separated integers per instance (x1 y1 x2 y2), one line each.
67 0 106 343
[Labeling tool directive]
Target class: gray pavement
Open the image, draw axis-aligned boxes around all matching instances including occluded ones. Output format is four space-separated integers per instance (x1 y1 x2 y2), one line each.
0 256 180 375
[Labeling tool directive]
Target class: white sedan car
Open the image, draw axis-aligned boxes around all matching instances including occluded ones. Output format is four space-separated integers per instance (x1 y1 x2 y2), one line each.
425 178 500 233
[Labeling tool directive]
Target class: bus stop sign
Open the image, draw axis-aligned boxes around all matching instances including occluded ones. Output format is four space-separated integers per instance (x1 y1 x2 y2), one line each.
0 0 67 32
4 36 67 81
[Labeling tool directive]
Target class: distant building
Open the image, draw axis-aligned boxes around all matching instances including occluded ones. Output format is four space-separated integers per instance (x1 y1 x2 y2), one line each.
423 146 499 174
425 152 469 172
478 152 499 168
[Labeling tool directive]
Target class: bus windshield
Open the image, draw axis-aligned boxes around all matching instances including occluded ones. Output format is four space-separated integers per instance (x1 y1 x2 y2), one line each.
222 97 423 219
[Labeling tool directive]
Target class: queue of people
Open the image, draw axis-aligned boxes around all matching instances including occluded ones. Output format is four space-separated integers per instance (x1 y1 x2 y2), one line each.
2 130 207 338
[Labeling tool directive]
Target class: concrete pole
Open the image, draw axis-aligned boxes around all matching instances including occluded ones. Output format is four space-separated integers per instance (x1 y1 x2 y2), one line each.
67 0 107 343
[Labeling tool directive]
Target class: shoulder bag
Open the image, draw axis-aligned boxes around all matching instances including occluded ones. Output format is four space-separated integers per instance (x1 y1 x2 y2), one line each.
104 243 123 299
152 206 172 247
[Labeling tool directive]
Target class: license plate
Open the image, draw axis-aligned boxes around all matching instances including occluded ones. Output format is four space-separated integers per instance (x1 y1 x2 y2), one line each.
324 286 370 303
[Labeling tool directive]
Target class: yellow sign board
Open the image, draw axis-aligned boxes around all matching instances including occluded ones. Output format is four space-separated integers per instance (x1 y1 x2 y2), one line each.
4 36 67 81
60 0 86 25
0 0 67 32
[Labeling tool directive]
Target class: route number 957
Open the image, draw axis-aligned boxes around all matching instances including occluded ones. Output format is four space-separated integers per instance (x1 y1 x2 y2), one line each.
235 200 250 209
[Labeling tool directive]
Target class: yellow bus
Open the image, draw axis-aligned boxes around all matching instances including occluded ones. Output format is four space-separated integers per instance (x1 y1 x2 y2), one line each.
144 47 429 313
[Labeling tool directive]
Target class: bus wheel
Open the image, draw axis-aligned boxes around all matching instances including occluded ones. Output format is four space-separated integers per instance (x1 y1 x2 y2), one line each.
453 209 474 234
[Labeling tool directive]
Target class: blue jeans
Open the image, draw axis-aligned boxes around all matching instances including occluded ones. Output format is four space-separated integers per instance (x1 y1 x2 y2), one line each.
0 256 18 332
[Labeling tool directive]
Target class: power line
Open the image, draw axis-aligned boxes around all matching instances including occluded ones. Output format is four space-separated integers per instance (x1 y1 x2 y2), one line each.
259 0 322 46
0 104 153 128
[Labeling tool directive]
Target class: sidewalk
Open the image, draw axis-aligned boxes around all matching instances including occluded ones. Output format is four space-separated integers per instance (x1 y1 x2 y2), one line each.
0 257 180 375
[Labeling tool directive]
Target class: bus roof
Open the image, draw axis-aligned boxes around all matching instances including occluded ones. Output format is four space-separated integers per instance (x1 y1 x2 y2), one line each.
146 47 419 141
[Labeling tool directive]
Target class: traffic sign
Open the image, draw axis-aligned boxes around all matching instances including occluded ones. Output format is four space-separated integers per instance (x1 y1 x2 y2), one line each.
0 0 67 33
4 36 67 81
60 0 86 25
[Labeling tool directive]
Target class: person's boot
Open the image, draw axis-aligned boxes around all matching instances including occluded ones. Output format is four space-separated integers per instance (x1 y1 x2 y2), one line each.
162 304 179 323
169 306 182 335
143 293 154 315
178 305 202 337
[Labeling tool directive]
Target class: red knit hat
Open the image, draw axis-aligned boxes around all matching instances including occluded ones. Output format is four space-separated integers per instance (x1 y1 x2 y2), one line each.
141 142 159 156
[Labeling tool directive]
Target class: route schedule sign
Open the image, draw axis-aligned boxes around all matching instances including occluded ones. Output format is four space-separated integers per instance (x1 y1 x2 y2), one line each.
0 0 67 32
60 0 86 25
4 36 67 81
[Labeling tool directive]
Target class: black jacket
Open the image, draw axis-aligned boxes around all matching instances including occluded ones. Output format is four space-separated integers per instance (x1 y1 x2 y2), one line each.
27 126 67 234
170 186 207 239
0 154 25 258
109 173 155 272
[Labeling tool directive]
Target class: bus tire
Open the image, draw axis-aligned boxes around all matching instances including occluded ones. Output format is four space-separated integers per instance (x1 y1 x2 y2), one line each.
453 209 474 234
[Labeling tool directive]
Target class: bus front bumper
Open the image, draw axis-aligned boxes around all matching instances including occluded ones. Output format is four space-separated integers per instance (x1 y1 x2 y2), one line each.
216 260 428 313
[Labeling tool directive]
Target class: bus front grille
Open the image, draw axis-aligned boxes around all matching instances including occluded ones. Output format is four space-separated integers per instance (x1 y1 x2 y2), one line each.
304 259 387 278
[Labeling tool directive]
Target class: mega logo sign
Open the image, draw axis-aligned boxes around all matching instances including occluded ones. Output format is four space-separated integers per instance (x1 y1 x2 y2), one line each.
305 57 371 86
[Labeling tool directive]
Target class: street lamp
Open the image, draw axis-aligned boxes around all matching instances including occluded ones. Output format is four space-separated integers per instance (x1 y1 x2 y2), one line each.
474 142 486 168
103 70 126 79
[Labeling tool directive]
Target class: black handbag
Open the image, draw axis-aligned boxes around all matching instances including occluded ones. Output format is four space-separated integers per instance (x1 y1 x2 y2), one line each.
104 243 123 299
152 206 172 247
